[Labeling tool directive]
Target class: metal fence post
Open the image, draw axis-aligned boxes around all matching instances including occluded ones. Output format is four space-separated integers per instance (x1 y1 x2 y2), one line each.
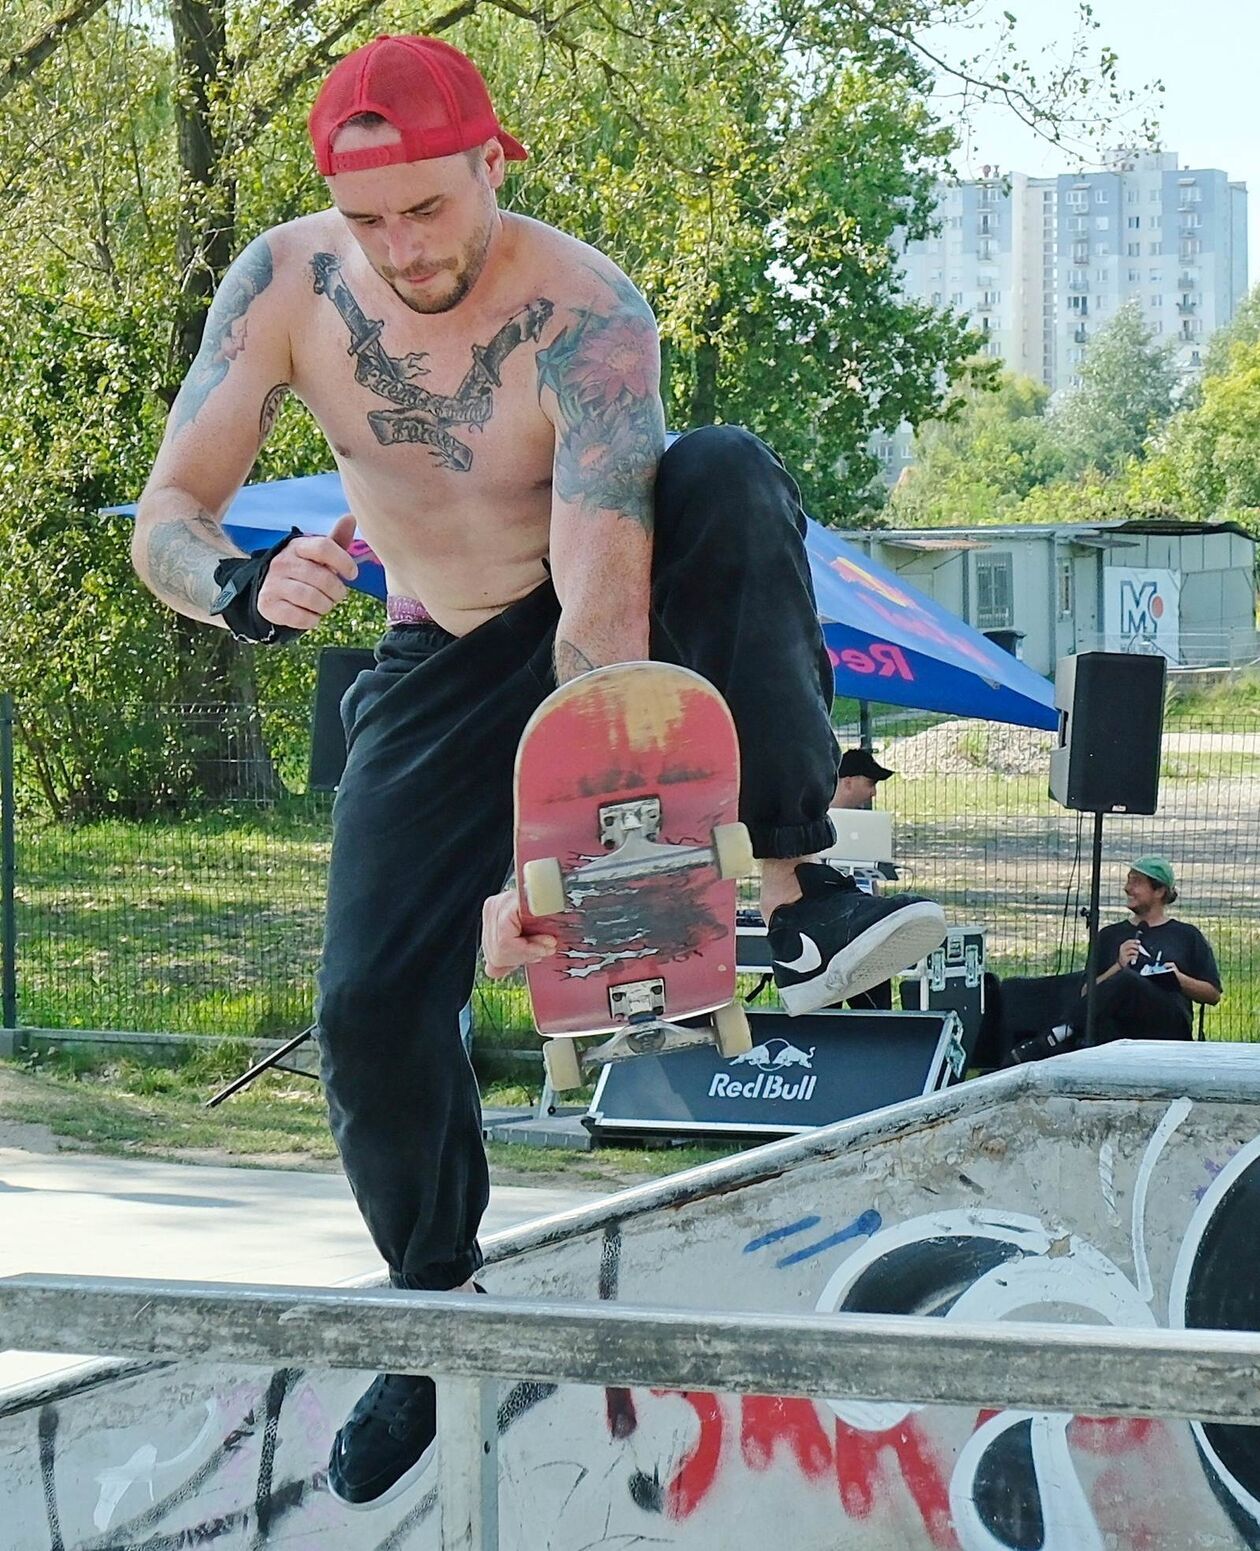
436 1376 499 1550
1 693 17 1030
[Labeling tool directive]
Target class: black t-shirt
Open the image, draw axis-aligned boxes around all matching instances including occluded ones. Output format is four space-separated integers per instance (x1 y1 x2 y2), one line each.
1094 917 1221 1025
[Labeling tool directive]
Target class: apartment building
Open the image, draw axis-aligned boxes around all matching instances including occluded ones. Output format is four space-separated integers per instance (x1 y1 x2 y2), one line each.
872 151 1249 482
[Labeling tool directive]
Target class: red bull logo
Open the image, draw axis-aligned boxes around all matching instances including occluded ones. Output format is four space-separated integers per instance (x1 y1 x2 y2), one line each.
709 1039 818 1101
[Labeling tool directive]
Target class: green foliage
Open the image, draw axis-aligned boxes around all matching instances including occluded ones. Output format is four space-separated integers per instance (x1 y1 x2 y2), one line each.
888 373 1067 526
888 305 1182 529
1130 329 1260 526
1049 298 1179 477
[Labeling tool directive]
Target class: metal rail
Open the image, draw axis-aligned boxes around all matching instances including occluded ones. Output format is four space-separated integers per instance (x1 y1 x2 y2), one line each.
2 1273 1259 1549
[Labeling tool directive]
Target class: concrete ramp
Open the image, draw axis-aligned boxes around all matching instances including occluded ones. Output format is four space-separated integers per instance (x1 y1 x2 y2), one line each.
3 1042 1260 1549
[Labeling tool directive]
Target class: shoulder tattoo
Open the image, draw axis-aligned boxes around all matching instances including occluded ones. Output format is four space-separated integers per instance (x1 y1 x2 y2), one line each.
172 237 276 431
535 270 665 529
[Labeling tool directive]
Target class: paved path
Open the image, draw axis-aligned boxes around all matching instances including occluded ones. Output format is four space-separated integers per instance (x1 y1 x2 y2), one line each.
0 1148 603 1390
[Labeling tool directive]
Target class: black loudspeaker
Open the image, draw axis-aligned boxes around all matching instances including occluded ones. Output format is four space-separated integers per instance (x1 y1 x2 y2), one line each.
1049 651 1166 814
308 647 376 792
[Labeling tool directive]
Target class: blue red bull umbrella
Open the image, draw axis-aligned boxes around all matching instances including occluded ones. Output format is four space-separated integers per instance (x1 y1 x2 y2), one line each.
805 521 1057 730
109 469 1056 730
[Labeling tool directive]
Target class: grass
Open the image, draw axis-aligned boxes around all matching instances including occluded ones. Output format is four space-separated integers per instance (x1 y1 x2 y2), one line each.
9 720 1260 1048
0 1047 748 1184
1165 670 1260 727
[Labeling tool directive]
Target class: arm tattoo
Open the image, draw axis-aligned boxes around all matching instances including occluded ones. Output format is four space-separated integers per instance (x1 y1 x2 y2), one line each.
553 639 600 684
172 236 275 431
536 270 665 530
146 508 236 612
259 383 288 442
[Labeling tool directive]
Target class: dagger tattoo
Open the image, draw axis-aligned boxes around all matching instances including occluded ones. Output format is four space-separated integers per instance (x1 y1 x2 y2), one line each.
311 252 554 470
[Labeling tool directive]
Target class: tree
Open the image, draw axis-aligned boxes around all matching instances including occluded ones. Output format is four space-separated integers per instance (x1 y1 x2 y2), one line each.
886 373 1067 526
1049 299 1179 477
1128 337 1260 525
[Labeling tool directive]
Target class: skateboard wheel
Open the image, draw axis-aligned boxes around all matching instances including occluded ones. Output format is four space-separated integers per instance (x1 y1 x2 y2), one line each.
712 822 754 880
543 1038 583 1092
713 1001 752 1057
522 856 566 917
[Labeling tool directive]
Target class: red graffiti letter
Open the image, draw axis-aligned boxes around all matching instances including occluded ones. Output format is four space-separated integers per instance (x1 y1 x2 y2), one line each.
741 1396 833 1479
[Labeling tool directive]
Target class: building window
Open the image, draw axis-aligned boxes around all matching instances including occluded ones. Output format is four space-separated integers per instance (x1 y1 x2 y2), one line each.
1127 216 1141 229
1067 189 1088 209
1127 268 1140 282
1095 216 1110 231
1070 216 1089 232
1127 242 1141 257
951 291 964 306
1094 187 1107 204
1149 189 1160 203
1151 295 1163 308
1058 559 1073 617
976 554 1014 629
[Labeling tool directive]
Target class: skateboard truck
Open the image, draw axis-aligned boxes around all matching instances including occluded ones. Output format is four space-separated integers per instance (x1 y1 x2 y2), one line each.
599 797 662 849
608 977 667 1021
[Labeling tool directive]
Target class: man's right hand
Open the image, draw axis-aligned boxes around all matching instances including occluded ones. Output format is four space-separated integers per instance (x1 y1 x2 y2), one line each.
1116 938 1145 969
256 513 359 631
481 888 558 980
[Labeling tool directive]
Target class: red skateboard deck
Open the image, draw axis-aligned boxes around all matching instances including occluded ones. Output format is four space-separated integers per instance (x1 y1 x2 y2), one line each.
514 663 753 1076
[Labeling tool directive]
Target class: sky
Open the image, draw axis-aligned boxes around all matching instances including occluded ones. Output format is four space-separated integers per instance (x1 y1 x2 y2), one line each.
922 0 1257 285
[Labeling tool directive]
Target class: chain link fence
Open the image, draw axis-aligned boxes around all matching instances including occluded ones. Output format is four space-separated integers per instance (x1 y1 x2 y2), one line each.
2 691 1257 1047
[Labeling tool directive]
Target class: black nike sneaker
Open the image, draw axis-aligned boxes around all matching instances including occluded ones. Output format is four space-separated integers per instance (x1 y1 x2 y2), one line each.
327 1284 486 1509
768 863 947 1015
326 1371 438 1510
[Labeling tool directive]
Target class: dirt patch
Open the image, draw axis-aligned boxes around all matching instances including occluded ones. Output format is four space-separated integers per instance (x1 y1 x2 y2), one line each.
0 1070 65 1153
883 720 1056 778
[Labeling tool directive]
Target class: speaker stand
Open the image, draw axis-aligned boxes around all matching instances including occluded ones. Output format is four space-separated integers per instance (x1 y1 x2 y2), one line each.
1082 810 1105 1047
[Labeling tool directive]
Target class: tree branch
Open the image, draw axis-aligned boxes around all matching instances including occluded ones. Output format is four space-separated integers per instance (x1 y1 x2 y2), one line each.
0 0 109 105
233 0 484 155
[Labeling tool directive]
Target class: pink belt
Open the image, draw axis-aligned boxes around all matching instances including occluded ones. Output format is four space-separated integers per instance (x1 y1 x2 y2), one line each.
386 594 434 625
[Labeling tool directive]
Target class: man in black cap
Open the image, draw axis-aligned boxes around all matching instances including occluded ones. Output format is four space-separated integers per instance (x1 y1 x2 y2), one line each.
832 746 894 810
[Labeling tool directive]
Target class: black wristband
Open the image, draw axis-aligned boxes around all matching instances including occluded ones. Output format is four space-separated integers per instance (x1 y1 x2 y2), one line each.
210 527 305 645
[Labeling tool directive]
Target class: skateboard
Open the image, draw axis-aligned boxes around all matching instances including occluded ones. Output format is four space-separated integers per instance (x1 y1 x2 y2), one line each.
514 661 756 1091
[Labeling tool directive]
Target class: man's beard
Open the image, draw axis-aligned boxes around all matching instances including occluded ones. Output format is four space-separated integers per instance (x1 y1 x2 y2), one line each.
385 212 494 317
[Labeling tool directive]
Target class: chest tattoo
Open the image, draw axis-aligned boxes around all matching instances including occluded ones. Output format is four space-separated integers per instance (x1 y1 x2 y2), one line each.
311 252 553 471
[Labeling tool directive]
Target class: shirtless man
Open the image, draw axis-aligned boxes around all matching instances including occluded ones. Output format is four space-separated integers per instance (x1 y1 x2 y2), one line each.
131 34 945 1509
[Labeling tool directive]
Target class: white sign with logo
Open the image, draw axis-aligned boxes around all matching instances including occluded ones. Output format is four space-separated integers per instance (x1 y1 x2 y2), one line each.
1103 568 1181 662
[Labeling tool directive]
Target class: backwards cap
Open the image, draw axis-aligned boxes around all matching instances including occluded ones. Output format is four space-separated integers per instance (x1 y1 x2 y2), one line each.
309 34 527 175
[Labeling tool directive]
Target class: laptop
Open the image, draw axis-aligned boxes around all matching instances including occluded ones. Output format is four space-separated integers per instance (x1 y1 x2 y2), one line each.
820 808 894 864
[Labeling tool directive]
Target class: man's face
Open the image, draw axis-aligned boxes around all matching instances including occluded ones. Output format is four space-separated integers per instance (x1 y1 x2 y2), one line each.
327 129 504 315
833 774 878 808
1124 869 1163 918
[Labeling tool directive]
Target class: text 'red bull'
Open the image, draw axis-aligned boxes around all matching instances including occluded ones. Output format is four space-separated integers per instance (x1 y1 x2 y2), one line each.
827 642 914 681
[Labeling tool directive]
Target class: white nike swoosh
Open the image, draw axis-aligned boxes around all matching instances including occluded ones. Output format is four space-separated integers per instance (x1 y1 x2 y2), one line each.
776 933 822 974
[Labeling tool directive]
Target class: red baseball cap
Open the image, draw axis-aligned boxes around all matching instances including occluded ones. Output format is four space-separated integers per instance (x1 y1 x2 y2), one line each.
309 34 528 176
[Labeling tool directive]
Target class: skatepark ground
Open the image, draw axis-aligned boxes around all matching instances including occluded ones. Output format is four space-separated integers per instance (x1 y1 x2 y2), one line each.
0 1143 603 1392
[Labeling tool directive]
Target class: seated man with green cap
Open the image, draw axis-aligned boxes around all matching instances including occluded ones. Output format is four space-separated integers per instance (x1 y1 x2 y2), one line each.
1020 856 1222 1058
1085 856 1222 1042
